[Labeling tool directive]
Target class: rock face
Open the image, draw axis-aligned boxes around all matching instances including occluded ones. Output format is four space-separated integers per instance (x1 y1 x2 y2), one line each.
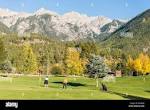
0 21 10 34
101 20 125 33
0 8 126 41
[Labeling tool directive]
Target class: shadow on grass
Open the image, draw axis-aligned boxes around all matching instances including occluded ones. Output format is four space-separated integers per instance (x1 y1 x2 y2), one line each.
145 90 150 93
108 91 149 100
52 81 86 87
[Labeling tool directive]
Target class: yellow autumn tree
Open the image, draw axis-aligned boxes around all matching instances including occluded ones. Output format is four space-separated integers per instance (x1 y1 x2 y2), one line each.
127 55 134 70
16 43 38 74
127 53 150 75
65 47 87 75
139 53 150 74
133 58 142 73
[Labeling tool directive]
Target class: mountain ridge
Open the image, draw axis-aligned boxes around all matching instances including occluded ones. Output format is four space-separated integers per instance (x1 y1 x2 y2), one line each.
0 8 126 41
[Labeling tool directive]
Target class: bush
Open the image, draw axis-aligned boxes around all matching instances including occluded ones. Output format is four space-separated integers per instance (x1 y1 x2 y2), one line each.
51 64 63 75
0 60 13 73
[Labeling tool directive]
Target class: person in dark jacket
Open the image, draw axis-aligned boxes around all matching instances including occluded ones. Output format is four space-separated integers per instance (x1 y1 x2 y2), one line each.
101 83 107 91
44 76 49 87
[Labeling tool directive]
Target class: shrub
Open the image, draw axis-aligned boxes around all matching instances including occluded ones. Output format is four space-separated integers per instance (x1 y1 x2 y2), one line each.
51 64 63 75
0 60 13 73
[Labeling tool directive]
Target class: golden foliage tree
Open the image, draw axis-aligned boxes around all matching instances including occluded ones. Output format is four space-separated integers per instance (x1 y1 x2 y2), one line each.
127 53 150 75
17 43 38 74
65 47 87 75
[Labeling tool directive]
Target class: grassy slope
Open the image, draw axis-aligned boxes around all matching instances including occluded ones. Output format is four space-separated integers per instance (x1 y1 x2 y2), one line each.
0 76 150 100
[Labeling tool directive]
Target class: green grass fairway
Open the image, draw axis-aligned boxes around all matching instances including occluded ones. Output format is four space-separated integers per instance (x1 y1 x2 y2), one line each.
0 75 150 100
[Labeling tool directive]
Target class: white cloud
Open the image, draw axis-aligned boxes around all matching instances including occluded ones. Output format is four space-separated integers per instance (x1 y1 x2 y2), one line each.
21 3 25 8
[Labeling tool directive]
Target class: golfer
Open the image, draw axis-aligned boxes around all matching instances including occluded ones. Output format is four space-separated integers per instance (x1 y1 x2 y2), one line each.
44 76 49 87
63 78 68 89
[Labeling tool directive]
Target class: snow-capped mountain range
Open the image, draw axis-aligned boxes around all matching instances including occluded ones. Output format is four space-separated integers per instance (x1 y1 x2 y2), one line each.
0 8 127 41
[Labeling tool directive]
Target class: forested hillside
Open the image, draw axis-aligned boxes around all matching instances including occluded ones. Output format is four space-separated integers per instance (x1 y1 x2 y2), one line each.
101 9 150 58
0 34 99 75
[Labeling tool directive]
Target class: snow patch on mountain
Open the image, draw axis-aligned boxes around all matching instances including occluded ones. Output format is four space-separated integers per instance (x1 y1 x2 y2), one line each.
0 8 127 40
34 8 59 16
0 8 31 27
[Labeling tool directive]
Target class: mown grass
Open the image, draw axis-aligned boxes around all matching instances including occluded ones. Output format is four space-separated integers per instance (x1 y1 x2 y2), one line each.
0 75 150 100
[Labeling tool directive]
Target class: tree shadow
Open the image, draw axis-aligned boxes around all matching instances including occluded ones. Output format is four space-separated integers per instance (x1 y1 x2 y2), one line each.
52 81 86 87
108 91 149 100
0 75 8 77
144 90 150 93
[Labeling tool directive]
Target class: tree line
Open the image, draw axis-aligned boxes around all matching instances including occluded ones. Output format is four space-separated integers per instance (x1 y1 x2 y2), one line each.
0 34 150 76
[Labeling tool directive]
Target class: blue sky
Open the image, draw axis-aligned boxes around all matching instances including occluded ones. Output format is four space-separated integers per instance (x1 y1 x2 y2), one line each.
0 0 149 19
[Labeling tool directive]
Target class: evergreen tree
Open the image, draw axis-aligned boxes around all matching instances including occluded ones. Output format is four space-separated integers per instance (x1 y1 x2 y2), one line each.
79 41 98 59
86 55 110 87
0 38 7 64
